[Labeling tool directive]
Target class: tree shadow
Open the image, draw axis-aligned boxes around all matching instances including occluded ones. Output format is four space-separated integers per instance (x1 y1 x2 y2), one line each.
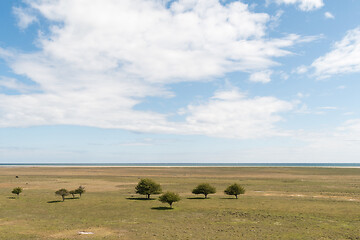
7 197 16 199
126 197 156 201
66 197 80 200
47 200 62 203
151 207 173 210
219 197 237 200
187 197 207 200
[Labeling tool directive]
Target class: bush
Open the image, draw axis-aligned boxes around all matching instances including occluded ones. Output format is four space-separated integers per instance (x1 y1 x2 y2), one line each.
159 192 181 208
224 183 245 199
135 178 162 199
75 186 85 197
55 188 69 201
192 183 216 198
12 187 23 197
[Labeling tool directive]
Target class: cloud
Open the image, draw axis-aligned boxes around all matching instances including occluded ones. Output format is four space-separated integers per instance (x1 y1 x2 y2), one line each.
249 70 272 83
318 106 337 110
0 0 308 139
293 65 308 74
271 0 324 11
312 27 360 78
324 12 334 19
12 7 37 29
177 88 294 138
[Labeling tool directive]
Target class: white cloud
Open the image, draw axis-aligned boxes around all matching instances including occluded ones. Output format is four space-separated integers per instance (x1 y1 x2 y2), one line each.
312 27 360 78
324 11 334 19
319 106 337 110
178 88 294 138
0 77 38 93
13 7 37 29
271 0 324 11
249 70 272 83
293 65 308 74
0 0 308 139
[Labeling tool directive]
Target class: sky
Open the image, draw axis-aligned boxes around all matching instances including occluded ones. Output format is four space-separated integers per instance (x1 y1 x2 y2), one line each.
1 0 360 163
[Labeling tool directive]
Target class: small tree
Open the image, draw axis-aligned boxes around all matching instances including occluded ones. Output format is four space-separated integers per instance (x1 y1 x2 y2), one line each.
12 187 23 198
224 183 245 199
192 183 216 199
55 188 69 201
135 178 162 199
69 190 76 198
159 192 180 208
75 186 85 197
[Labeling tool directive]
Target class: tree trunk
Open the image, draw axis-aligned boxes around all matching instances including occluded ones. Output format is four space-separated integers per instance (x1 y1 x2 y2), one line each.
147 194 150 199
71 194 74 198
170 202 173 208
204 194 207 199
235 195 238 199
62 195 65 201
79 193 82 197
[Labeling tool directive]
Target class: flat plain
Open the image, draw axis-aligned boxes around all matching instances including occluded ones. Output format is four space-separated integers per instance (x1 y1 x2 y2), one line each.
0 167 359 239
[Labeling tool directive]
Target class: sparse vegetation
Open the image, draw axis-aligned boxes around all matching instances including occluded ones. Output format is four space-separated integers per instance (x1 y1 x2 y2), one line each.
1 167 360 239
135 178 162 199
159 192 181 208
69 190 76 198
55 188 69 201
75 186 85 197
224 183 245 199
192 183 216 198
11 187 22 197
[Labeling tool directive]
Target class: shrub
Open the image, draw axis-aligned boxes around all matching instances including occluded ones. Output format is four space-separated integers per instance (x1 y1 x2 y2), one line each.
159 192 181 208
12 187 23 197
192 183 216 199
135 178 162 199
55 188 69 201
75 186 85 197
224 183 245 199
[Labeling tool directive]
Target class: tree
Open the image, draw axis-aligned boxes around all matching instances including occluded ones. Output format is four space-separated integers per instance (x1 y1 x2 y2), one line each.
75 186 85 197
69 190 76 198
224 183 245 199
135 178 162 199
192 183 216 199
55 188 69 201
12 187 22 197
159 192 181 208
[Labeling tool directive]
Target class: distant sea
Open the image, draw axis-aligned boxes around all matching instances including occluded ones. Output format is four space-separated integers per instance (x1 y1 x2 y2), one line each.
1 163 360 167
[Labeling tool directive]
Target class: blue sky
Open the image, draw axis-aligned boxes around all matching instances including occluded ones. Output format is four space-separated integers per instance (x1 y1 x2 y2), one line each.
1 0 360 163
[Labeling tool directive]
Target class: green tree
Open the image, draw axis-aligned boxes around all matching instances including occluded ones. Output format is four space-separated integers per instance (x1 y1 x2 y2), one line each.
135 178 162 199
69 190 76 198
224 183 245 199
12 187 23 197
55 188 69 201
159 192 181 208
192 183 216 199
75 186 85 197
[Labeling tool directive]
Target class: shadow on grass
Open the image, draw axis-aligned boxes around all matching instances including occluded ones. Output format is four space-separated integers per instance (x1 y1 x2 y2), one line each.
187 197 207 200
126 197 156 201
7 197 16 199
151 207 173 210
66 197 80 200
47 200 62 203
219 197 238 200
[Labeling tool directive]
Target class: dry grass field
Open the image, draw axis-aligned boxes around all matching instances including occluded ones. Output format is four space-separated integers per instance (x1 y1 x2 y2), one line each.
0 167 360 239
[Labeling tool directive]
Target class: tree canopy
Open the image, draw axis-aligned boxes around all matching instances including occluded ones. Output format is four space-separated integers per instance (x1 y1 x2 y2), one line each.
192 183 216 198
135 178 162 199
55 188 69 201
159 192 181 208
75 186 85 197
12 187 22 197
224 183 245 199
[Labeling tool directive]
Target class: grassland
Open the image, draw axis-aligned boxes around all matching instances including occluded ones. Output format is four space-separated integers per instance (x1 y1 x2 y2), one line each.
0 167 360 239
